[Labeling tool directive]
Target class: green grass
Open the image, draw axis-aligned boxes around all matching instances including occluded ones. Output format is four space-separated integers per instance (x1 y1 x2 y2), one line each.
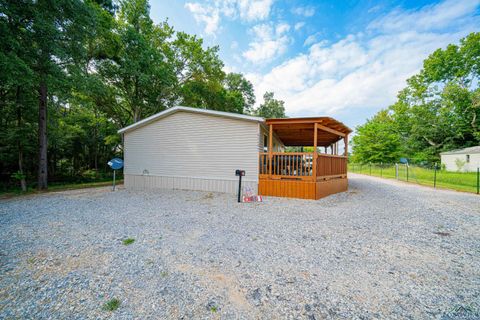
349 163 479 194
102 298 120 311
122 238 135 245
0 180 124 199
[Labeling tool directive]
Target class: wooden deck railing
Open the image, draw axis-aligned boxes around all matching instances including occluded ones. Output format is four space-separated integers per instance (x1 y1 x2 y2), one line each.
259 152 313 179
316 154 347 178
259 152 347 180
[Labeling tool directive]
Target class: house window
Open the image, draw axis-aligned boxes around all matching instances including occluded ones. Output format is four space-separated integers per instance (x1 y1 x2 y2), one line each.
263 134 268 152
466 154 470 163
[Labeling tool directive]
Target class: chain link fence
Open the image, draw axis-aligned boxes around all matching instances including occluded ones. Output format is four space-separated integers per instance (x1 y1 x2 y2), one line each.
349 163 480 194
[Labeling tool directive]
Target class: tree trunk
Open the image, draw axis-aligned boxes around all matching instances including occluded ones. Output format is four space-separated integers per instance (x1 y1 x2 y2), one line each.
133 107 141 123
16 87 27 192
94 109 98 170
38 80 48 190
52 145 56 178
423 136 443 148
133 76 140 122
18 148 27 192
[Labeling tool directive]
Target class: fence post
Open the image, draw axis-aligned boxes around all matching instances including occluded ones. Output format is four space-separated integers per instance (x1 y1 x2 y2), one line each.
406 164 409 182
477 167 479 195
395 163 398 179
434 162 437 189
380 162 383 177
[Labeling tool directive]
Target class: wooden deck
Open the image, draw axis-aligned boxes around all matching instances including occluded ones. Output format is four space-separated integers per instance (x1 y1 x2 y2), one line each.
258 152 348 200
257 117 351 200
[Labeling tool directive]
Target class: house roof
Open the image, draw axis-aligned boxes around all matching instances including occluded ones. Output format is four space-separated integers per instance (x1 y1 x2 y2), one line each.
118 106 351 147
265 117 352 147
118 106 264 134
440 146 480 155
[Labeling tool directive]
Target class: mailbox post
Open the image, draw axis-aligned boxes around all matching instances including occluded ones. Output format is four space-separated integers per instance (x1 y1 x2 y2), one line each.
235 169 245 203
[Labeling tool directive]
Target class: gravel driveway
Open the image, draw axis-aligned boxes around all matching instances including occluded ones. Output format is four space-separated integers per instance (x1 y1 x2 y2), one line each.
1 174 479 319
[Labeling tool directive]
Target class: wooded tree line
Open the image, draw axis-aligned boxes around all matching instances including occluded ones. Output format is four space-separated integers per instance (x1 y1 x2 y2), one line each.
0 0 286 191
352 32 480 165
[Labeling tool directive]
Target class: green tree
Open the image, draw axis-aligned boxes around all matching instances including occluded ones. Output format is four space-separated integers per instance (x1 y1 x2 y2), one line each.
0 0 262 193
97 0 176 125
351 110 401 163
352 32 480 164
29 0 93 189
223 73 256 114
0 0 37 191
403 32 480 158
256 92 286 118
180 72 255 115
171 32 230 112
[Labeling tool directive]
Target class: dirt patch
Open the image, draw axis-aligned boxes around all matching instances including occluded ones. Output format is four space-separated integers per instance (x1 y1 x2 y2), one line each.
176 264 251 311
27 248 113 279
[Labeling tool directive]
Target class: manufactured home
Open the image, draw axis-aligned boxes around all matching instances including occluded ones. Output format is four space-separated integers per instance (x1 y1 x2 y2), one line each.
440 146 480 172
118 106 351 200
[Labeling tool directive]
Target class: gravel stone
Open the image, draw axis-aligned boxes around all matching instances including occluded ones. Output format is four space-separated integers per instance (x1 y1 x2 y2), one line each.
0 173 479 319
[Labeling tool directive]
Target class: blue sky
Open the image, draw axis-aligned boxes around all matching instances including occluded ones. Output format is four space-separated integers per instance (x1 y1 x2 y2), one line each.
149 0 480 129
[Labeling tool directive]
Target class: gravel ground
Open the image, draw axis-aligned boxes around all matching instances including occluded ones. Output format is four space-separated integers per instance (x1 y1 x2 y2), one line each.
1 174 479 319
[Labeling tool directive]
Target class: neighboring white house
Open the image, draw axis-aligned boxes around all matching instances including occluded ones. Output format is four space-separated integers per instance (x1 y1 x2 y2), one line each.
118 106 283 193
440 146 480 172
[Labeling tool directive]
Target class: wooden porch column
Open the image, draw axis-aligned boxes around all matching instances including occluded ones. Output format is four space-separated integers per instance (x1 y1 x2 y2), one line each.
313 123 318 179
269 124 273 177
344 134 348 156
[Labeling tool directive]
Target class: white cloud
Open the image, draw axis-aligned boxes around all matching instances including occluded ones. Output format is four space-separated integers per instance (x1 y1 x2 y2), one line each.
236 0 273 21
294 22 305 31
303 33 324 46
185 3 220 35
185 0 274 35
248 0 480 116
242 23 291 64
291 6 315 17
368 0 479 32
367 5 382 14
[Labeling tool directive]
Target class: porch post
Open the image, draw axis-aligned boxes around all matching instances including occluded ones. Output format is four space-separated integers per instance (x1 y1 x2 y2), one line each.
344 134 348 156
313 123 318 179
269 124 273 177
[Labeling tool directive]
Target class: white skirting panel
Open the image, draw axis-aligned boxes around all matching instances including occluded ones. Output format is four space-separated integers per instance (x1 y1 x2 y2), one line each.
125 174 258 194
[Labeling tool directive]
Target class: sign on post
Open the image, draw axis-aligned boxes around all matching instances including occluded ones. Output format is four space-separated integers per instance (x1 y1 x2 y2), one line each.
108 158 124 191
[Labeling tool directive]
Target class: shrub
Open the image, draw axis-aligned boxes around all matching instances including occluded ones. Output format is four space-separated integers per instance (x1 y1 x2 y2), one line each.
102 298 120 311
122 238 135 245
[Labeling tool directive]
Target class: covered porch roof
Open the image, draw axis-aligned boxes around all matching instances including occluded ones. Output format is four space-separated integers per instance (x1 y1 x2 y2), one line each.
265 117 352 147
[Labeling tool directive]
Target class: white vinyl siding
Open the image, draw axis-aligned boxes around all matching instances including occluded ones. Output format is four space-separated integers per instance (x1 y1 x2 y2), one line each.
124 111 260 187
124 175 258 193
259 124 284 152
441 153 480 172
